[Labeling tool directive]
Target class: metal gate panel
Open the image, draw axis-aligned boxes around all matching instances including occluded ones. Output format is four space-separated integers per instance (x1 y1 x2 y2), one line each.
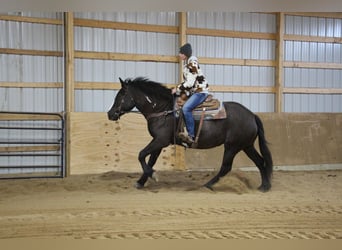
0 112 65 179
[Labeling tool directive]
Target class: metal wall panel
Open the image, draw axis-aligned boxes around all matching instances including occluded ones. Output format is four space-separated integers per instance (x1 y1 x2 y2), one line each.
0 20 63 51
284 94 342 112
187 12 276 112
187 12 276 32
73 12 178 112
74 58 177 112
0 12 64 176
2 12 341 114
74 27 177 55
0 14 64 113
284 14 342 112
0 55 64 112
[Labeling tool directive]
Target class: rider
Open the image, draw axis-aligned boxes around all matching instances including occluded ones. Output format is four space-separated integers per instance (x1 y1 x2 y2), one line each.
172 43 209 145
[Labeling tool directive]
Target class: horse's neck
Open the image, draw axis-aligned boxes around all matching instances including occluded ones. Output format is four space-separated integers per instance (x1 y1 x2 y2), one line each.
134 91 172 115
131 95 156 117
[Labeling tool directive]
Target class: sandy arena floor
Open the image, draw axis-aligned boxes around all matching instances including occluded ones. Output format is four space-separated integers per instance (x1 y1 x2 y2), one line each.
0 169 341 239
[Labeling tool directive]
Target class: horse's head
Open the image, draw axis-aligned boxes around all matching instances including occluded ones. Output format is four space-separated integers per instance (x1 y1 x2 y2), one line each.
107 78 135 121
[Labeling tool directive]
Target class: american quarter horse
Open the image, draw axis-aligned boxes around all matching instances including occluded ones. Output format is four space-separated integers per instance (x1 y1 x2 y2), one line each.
107 77 273 192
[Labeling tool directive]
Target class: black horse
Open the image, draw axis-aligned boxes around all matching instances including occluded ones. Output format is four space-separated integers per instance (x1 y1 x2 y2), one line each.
108 77 273 192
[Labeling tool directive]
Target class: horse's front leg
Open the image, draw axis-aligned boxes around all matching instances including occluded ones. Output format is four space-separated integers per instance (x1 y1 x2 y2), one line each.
135 138 166 188
136 148 162 189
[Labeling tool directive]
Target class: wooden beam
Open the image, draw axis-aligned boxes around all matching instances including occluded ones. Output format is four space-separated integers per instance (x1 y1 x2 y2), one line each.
75 82 120 90
0 145 60 153
200 57 276 67
284 34 342 44
74 18 178 34
64 12 75 113
0 48 62 57
178 12 187 83
0 113 62 120
0 15 62 25
2 81 341 95
6 81 340 94
74 51 177 62
210 85 276 93
74 51 275 67
175 12 187 171
64 12 75 177
0 82 62 88
283 61 342 69
275 12 285 113
187 28 276 40
285 12 342 19
283 87 342 94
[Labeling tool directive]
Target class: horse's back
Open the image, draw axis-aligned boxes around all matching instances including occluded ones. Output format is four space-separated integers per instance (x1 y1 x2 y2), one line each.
222 101 259 141
223 101 255 115
193 102 256 149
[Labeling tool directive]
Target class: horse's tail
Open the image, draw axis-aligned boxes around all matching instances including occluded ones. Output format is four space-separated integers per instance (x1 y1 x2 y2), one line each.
255 115 273 180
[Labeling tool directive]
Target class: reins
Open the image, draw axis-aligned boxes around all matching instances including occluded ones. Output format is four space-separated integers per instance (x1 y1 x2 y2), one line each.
145 110 174 120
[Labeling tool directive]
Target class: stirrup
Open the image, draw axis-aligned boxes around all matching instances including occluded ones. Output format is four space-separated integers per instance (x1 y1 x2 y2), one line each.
178 132 194 144
178 132 195 148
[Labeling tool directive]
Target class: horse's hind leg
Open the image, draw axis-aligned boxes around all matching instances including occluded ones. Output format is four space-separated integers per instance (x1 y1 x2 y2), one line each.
204 146 239 190
136 148 162 189
243 145 271 192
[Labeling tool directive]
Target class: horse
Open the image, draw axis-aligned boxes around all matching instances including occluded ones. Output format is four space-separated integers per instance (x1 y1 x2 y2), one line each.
107 77 273 192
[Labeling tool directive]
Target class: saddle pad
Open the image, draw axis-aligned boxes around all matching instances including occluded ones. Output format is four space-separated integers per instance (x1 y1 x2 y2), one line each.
175 96 227 120
192 106 227 120
195 98 220 111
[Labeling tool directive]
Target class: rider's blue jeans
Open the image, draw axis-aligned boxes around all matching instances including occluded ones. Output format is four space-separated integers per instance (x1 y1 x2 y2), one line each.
182 92 208 138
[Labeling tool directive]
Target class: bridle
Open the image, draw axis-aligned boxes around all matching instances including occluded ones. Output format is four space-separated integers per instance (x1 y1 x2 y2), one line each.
115 89 135 118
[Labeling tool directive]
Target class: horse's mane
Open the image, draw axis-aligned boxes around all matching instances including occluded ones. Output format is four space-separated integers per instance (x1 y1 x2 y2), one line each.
127 77 173 103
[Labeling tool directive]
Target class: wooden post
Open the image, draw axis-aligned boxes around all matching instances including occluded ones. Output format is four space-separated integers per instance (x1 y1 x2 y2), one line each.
64 12 75 176
174 12 187 171
275 12 284 113
178 12 187 82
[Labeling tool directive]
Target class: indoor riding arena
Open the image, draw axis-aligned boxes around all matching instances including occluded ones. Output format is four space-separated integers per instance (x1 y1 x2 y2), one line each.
0 12 341 240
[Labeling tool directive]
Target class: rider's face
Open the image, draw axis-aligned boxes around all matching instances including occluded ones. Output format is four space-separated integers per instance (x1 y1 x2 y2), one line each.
179 53 187 60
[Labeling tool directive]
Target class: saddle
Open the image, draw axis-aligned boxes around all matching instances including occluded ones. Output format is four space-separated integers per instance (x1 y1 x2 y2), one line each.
174 94 227 148
175 94 227 120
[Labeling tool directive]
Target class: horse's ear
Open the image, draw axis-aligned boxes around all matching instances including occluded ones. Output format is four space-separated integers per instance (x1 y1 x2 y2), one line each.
119 77 127 89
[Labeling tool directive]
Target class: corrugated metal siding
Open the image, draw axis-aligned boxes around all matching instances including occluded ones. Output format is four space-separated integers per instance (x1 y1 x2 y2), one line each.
284 14 342 112
1 12 341 113
188 12 276 112
187 12 276 32
74 59 177 112
0 15 64 112
73 12 178 112
0 12 64 176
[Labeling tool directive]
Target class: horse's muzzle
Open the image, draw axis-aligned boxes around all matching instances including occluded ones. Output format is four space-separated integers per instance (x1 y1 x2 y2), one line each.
107 111 120 121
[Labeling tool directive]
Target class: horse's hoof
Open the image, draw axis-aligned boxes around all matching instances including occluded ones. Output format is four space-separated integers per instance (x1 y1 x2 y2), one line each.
203 184 214 191
135 182 144 189
258 184 271 192
151 172 159 182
